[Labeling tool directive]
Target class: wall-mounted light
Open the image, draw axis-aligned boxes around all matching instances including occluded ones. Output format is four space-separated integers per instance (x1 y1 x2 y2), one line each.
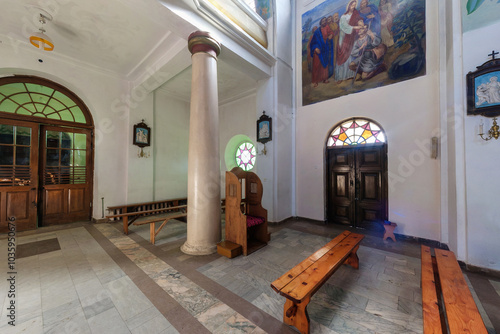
29 13 54 51
479 117 500 141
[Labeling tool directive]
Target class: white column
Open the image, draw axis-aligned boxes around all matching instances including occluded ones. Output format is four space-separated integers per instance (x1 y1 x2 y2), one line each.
181 31 222 255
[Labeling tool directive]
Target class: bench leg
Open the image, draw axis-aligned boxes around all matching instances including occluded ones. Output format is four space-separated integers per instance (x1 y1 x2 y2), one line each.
150 223 156 244
283 296 311 334
344 245 360 269
123 217 129 235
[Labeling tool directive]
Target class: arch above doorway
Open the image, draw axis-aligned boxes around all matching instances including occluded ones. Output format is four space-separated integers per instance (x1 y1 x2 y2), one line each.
0 75 94 232
0 75 93 128
327 118 386 147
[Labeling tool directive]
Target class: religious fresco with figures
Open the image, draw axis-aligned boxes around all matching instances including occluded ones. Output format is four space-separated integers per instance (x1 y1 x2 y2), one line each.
301 0 426 106
462 0 500 32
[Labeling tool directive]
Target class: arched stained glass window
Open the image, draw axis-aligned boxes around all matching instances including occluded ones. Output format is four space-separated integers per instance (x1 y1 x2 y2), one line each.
0 76 92 127
235 142 256 171
327 118 386 147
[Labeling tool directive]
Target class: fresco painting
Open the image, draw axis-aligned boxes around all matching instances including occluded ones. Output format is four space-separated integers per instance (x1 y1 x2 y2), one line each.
302 0 426 105
462 0 500 32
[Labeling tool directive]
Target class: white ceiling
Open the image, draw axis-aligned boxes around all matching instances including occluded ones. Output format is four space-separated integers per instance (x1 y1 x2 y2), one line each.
0 0 257 102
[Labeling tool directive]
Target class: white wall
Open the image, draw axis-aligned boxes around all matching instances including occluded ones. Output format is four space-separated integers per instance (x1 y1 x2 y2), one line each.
153 93 190 200
0 44 129 220
275 60 295 222
127 93 154 204
295 0 441 240
462 22 500 271
126 91 190 202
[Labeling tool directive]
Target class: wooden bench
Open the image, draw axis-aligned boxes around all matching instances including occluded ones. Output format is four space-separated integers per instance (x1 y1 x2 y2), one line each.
106 205 187 235
107 197 232 235
133 212 188 245
421 245 487 334
271 231 364 334
107 198 187 218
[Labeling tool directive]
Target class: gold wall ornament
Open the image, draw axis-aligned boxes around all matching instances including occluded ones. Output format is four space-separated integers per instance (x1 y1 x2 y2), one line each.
137 147 150 158
479 117 500 141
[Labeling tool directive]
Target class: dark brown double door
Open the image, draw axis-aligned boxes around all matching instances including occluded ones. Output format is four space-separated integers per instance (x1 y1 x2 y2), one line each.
0 120 93 232
327 145 387 231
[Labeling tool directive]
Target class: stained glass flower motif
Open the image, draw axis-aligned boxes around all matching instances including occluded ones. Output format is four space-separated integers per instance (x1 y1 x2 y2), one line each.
236 142 256 171
327 119 386 147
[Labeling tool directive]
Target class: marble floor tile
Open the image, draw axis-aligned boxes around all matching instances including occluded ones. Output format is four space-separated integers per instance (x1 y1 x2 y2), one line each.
130 312 174 334
87 307 131 334
43 299 91 334
0 219 498 334
197 302 238 332
126 306 169 331
0 315 43 334
104 276 153 321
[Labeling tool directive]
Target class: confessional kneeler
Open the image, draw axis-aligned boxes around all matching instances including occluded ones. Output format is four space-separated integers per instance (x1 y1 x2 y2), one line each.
224 167 269 256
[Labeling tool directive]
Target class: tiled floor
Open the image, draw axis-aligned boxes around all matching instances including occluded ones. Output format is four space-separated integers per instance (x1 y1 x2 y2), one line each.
0 218 498 333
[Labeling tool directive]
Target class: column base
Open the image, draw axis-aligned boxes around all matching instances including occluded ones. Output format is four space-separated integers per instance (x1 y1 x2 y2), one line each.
181 241 217 255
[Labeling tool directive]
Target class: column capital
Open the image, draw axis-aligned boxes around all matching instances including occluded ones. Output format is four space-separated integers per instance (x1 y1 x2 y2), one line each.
188 31 221 57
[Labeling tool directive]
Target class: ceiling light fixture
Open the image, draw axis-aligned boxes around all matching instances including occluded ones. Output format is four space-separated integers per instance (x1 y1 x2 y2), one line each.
29 13 54 51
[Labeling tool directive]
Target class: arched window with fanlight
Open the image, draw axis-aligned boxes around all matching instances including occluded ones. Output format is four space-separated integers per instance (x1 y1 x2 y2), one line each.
325 117 388 232
327 118 386 147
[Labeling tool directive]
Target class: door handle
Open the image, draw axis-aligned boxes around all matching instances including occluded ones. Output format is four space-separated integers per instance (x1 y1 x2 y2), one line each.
32 201 37 208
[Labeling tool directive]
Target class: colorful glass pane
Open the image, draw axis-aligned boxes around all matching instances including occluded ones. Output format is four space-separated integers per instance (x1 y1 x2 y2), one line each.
327 119 386 147
235 142 256 171
0 82 87 124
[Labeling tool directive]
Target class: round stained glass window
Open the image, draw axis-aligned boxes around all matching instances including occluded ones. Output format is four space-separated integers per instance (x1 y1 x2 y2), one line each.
235 142 256 171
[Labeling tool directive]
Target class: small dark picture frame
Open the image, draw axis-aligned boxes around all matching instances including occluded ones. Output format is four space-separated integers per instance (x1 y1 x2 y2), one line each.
257 112 272 144
466 58 500 117
133 120 151 147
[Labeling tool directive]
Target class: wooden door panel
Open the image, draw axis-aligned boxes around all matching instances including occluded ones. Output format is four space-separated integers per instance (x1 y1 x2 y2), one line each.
0 120 38 232
333 152 350 166
0 188 36 232
357 148 382 166
327 148 355 225
358 208 382 222
40 126 92 225
327 145 387 231
355 146 387 231
334 172 350 198
333 204 351 221
359 172 381 201
44 188 65 214
6 190 30 220
69 187 87 213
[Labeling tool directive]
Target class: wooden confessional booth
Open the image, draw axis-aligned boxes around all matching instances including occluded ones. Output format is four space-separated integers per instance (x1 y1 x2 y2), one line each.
223 167 269 256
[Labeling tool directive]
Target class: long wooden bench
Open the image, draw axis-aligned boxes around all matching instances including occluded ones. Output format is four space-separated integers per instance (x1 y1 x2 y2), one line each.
106 205 187 235
107 197 234 235
132 212 188 245
107 198 187 218
271 231 364 334
421 245 487 334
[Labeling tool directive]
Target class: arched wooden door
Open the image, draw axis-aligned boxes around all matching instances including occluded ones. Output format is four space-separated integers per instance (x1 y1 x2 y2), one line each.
325 118 388 232
0 76 94 232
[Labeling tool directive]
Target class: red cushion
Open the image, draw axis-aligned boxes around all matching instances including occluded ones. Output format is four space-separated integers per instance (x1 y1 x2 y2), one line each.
246 215 265 228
